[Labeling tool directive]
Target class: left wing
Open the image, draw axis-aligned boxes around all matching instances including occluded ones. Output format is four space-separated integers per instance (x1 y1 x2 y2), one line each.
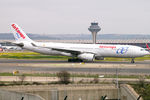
31 42 82 55
31 43 95 56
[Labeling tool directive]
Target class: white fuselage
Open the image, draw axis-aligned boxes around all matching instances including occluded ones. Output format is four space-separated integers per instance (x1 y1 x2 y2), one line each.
22 41 149 58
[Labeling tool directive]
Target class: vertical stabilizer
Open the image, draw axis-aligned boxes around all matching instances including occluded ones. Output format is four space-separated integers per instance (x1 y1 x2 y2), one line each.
146 43 150 50
11 23 33 42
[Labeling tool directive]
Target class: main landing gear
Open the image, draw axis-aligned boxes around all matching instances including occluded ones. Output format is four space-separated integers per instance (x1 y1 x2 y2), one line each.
131 58 135 63
68 58 83 62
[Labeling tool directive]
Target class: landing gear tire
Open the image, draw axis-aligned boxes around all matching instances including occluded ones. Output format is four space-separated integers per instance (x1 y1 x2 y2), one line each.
131 58 135 63
68 58 83 62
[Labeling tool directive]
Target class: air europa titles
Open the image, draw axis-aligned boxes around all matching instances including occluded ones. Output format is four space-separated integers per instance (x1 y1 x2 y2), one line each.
99 45 116 49
11 24 25 39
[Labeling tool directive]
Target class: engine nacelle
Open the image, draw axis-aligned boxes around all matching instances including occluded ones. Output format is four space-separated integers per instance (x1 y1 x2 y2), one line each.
77 53 95 61
95 56 104 60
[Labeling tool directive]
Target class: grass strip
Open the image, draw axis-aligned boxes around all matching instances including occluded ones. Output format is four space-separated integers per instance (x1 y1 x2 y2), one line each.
1 52 150 61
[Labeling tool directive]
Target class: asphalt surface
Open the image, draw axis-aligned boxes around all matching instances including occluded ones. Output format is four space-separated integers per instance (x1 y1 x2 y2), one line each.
0 59 150 75
0 65 150 75
0 59 150 64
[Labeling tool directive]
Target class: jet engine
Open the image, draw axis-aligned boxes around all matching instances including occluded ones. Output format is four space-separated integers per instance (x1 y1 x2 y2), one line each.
77 53 95 61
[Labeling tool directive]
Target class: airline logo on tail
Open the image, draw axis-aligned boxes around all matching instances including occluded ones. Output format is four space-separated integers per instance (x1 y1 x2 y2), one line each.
146 43 150 50
11 24 25 39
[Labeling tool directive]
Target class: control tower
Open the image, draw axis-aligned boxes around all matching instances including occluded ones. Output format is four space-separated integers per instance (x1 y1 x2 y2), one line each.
88 22 101 44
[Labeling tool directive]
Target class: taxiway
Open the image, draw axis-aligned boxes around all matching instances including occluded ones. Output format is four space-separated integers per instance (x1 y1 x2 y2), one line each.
0 59 150 75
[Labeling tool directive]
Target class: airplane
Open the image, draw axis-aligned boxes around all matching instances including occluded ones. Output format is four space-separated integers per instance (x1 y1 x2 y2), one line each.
10 23 150 63
146 43 150 51
1 46 22 50
0 44 3 51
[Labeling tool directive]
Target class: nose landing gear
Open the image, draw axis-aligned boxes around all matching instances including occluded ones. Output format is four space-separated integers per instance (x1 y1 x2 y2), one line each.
131 58 135 63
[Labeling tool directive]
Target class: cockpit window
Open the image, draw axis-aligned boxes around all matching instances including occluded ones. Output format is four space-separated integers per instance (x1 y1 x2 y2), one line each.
140 49 145 51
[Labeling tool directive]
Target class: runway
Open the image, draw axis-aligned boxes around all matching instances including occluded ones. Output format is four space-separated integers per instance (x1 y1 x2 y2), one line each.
0 59 150 64
0 59 150 75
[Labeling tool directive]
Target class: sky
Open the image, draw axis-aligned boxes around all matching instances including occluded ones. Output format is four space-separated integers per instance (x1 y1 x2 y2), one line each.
0 0 150 34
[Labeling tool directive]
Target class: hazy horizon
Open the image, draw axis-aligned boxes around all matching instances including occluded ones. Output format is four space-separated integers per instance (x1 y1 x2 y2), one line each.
0 33 150 41
0 0 150 35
